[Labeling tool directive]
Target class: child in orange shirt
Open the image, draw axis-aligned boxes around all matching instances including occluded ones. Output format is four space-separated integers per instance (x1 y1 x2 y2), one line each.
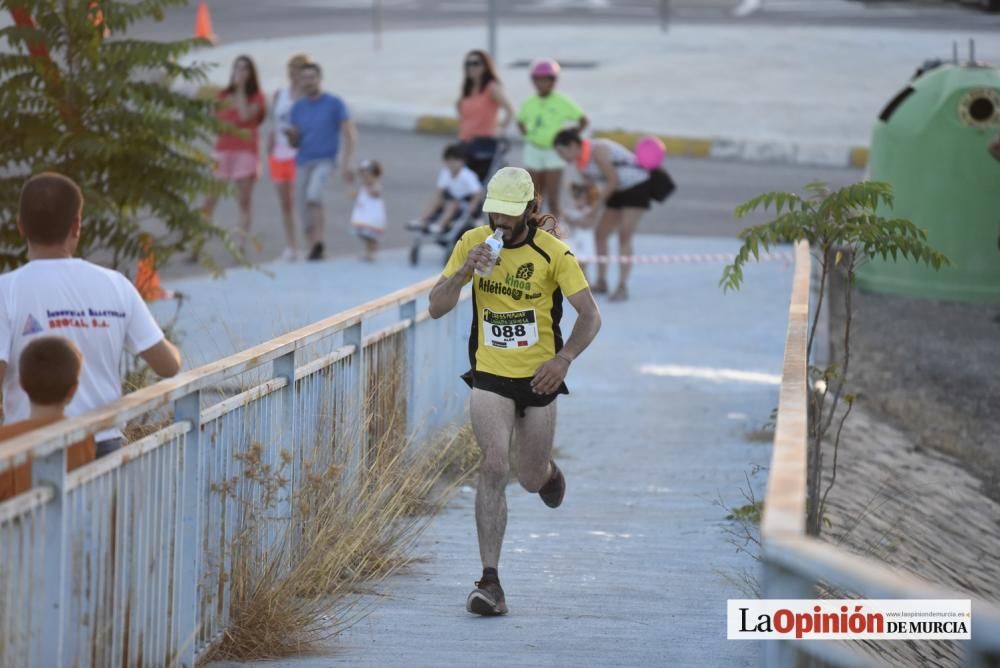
0 336 95 500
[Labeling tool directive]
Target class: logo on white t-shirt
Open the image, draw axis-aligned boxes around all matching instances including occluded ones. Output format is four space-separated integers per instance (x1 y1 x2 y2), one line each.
22 314 44 336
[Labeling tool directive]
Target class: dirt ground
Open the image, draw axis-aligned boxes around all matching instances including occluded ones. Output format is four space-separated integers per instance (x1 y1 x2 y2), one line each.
838 288 1000 503
819 282 1000 667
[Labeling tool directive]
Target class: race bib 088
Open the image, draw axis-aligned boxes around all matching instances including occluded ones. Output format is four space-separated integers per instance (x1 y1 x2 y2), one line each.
482 308 539 349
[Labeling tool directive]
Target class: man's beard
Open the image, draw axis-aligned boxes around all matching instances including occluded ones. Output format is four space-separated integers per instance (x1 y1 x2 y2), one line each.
489 216 528 243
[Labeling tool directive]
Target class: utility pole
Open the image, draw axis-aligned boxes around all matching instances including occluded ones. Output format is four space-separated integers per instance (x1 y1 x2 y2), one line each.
487 0 497 60
373 0 383 51
659 0 670 31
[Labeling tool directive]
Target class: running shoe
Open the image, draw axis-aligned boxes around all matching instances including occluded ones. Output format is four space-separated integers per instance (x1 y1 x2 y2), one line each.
307 242 325 261
279 247 300 263
466 574 508 616
427 222 445 235
538 461 565 508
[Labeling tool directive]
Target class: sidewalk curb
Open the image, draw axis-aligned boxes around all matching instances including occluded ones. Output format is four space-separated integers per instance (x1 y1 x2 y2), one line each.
194 85 869 169
412 113 869 169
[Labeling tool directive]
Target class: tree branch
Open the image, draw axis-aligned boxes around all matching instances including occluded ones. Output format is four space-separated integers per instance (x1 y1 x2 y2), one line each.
806 247 829 365
818 396 854 526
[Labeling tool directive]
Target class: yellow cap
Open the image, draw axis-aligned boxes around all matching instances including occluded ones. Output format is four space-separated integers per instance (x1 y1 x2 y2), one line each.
482 167 535 216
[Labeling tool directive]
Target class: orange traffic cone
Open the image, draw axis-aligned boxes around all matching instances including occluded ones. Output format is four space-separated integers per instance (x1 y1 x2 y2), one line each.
194 1 217 44
135 238 170 302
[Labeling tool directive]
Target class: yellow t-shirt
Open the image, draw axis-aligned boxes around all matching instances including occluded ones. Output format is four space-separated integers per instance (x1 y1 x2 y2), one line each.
517 92 585 149
443 225 589 379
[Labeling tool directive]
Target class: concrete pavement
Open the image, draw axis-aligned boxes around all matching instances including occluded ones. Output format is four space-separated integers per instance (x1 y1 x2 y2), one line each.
181 24 1000 167
166 233 792 666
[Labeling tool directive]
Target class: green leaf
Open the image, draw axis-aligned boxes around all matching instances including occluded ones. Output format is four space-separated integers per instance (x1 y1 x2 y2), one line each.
0 0 231 272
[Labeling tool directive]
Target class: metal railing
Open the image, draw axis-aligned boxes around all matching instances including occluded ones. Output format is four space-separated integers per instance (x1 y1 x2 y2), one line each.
761 241 1000 667
0 277 472 667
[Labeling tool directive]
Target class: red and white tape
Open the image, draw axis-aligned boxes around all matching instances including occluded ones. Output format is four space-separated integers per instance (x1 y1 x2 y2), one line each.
574 252 794 265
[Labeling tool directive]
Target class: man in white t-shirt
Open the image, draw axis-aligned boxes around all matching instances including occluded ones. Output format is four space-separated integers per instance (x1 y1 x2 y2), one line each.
0 173 182 456
407 143 483 234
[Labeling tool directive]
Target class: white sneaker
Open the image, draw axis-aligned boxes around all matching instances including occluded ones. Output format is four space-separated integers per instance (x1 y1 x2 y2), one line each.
279 247 300 262
427 222 445 235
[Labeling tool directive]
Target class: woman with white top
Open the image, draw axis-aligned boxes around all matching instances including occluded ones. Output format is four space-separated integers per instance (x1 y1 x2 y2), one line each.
267 54 311 262
554 129 660 302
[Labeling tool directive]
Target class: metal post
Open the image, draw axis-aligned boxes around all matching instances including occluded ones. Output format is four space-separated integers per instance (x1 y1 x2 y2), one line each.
273 350 297 565
399 300 417 442
487 0 497 60
343 323 365 486
373 0 383 51
659 0 670 32
174 392 201 667
762 558 815 668
32 447 67 667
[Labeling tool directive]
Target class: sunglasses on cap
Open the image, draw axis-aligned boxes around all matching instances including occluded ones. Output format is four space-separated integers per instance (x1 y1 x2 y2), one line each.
465 60 483 67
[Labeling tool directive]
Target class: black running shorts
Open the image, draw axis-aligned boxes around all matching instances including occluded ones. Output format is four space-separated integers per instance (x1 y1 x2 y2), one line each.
461 370 568 417
605 178 653 210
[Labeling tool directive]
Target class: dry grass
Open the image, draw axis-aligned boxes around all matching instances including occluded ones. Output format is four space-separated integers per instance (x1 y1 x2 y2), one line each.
110 316 482 662
200 347 479 662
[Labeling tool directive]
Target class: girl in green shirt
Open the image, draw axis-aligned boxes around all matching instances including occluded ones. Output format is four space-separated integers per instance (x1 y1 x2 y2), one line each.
516 59 588 220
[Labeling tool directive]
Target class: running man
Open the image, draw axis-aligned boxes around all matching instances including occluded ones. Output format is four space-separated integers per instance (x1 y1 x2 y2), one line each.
428 166 602 616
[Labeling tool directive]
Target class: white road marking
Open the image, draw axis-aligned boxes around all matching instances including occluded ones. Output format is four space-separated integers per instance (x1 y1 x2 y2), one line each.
639 364 781 385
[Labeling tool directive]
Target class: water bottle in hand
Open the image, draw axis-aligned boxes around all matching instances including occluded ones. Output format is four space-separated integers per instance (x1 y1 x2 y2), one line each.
475 229 504 278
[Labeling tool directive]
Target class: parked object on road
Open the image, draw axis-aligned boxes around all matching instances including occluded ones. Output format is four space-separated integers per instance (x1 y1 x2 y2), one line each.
193 0 217 43
857 57 1000 301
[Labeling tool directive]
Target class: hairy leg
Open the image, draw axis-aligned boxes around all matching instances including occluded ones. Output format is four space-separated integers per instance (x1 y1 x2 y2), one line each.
470 389 517 569
511 402 557 493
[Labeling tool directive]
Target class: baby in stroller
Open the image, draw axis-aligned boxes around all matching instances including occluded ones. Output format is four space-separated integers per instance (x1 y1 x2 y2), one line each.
407 144 483 236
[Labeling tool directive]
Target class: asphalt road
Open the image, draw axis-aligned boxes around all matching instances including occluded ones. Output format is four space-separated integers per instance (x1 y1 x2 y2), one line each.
161 125 863 280
133 0 1000 44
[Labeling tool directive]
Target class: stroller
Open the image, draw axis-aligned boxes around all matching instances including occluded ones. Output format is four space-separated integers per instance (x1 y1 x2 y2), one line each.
408 137 510 267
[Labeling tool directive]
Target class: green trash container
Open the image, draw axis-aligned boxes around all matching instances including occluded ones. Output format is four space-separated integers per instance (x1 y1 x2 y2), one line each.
856 62 1000 302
